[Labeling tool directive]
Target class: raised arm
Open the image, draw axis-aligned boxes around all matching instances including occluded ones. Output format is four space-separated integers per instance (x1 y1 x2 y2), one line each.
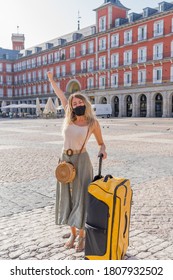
47 71 68 110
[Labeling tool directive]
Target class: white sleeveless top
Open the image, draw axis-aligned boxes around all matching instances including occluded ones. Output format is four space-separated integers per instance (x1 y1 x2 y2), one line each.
63 124 89 150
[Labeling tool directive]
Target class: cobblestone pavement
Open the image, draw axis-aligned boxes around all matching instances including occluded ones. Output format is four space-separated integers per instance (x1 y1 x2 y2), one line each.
0 117 173 260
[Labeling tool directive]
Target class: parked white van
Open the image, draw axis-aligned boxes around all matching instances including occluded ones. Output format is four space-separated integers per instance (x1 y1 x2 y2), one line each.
91 104 112 118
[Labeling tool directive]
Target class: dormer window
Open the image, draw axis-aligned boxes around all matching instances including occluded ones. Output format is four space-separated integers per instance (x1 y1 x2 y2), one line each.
99 16 106 32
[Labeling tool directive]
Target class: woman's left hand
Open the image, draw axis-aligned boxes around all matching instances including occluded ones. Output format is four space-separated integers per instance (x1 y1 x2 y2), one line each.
98 144 107 159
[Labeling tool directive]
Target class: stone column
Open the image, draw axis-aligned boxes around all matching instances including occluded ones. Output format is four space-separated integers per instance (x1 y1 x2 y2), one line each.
132 93 137 117
162 91 168 117
118 94 123 117
146 93 152 117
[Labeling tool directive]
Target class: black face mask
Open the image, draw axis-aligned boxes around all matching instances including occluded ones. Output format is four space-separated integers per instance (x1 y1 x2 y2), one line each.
73 105 86 116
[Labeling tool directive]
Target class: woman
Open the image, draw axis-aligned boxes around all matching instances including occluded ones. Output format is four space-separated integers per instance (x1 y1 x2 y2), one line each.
47 71 107 252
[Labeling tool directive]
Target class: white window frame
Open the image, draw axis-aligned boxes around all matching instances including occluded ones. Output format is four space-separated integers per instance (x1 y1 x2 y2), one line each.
138 25 147 41
111 34 119 48
6 64 12 72
111 74 118 88
88 41 94 54
153 43 163 60
56 66 60 77
153 67 162 84
61 65 66 76
124 72 132 86
44 84 47 94
81 60 86 73
138 70 146 85
99 75 106 89
99 16 106 32
81 44 86 55
0 88 3 97
87 77 94 89
71 63 76 75
7 88 12 97
154 20 164 37
138 47 147 63
0 75 3 84
111 53 119 68
124 50 132 65
99 37 106 51
87 59 94 72
124 29 132 45
54 51 60 62
70 46 76 58
99 56 106 70
170 65 173 82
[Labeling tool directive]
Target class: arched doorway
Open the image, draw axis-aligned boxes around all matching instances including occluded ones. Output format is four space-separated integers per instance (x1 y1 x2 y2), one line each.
66 80 81 94
140 94 147 117
114 96 119 117
100 97 107 104
126 95 132 117
155 93 163 117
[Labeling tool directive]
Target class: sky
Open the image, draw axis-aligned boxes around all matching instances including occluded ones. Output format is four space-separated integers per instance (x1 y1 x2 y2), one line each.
0 0 162 49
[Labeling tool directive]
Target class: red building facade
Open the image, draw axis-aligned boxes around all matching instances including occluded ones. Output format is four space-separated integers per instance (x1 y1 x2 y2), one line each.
1 0 173 117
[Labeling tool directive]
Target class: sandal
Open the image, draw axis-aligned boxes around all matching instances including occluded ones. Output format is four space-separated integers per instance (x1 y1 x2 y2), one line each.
64 234 76 249
75 236 85 252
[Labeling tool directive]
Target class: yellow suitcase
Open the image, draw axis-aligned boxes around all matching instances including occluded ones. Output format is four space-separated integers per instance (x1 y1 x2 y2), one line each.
85 156 132 260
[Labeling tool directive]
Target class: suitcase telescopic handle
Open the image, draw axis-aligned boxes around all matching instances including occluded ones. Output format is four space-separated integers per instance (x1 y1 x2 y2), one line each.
98 153 103 177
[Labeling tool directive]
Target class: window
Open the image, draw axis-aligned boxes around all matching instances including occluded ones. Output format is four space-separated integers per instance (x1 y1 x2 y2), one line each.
6 64 12 72
32 71 36 81
124 50 132 65
81 61 86 73
111 53 119 68
0 75 3 84
43 69 47 80
32 85 36 94
99 38 106 51
37 56 42 66
111 74 118 88
71 63 76 75
124 29 132 44
99 16 106 32
56 66 60 77
138 47 147 63
7 89 12 97
43 55 47 65
99 56 106 70
170 65 173 82
87 59 94 72
70 47 76 58
154 20 164 37
87 77 94 89
54 51 60 62
138 25 147 41
0 88 3 97
6 76 12 85
153 43 163 60
27 59 31 69
32 58 36 67
44 84 47 94
153 67 162 83
23 87 26 96
124 72 132 86
111 34 119 47
38 85 42 94
138 70 146 85
38 70 42 80
88 41 94 54
99 76 106 89
171 41 173 57
0 63 3 71
61 65 66 76
48 53 53 63
28 87 31 95
81 44 86 55
23 73 26 83
60 50 66 60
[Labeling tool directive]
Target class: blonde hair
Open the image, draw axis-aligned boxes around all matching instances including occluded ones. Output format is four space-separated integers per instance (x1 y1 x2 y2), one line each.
62 92 96 131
